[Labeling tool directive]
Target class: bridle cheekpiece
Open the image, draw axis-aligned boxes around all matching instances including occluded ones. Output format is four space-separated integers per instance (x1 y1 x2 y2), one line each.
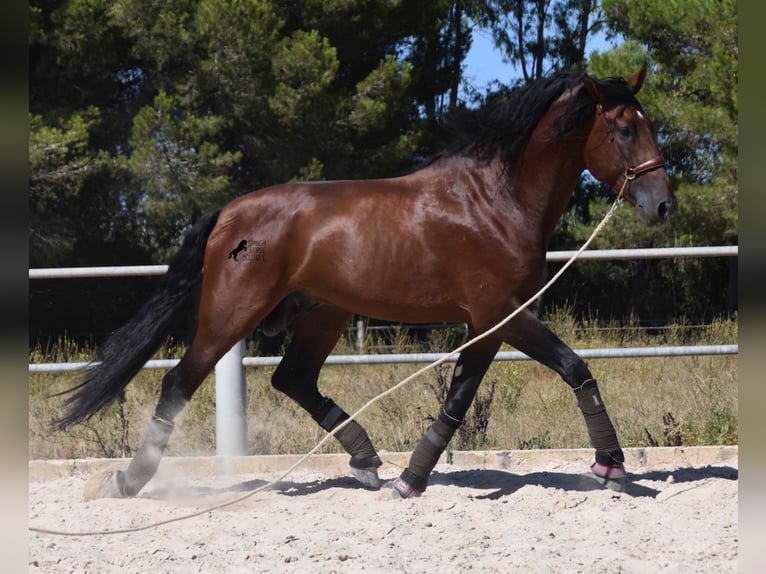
596 104 665 197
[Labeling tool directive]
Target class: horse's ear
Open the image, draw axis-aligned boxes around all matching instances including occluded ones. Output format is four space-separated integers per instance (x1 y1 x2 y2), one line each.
626 63 648 95
582 74 606 104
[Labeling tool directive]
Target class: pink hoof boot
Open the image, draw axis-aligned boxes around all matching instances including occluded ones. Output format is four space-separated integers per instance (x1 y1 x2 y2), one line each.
591 461 627 492
391 477 423 499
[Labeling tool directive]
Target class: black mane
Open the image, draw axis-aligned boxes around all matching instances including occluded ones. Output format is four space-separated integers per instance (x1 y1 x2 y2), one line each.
441 72 641 167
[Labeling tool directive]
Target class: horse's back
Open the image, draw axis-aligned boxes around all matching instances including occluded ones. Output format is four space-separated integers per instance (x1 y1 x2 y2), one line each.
201 169 542 326
209 174 443 254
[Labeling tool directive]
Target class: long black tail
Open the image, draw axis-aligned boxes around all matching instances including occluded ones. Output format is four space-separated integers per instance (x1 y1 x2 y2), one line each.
54 209 222 430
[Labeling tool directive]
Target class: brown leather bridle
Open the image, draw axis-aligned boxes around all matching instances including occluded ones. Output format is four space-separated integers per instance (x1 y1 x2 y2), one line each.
596 104 666 188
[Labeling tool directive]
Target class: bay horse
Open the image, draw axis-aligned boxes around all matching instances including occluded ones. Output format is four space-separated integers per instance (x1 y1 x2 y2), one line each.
55 65 675 499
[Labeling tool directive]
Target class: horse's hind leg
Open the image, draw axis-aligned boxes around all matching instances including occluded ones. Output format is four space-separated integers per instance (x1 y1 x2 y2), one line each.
391 337 501 498
87 293 274 500
270 305 383 488
85 332 243 500
502 309 626 491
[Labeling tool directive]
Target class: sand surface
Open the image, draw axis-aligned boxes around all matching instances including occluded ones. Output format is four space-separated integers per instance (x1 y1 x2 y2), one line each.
29 447 738 573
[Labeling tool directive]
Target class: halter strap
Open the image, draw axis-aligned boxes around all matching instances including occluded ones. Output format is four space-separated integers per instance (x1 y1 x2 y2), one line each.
626 156 666 180
596 104 665 187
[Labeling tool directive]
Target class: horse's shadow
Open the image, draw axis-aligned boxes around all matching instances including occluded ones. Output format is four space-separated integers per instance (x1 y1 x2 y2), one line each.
425 464 737 500
143 475 367 501
142 464 737 501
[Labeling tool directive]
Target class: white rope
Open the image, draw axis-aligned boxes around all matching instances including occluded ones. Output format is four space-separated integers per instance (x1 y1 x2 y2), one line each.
30 196 624 537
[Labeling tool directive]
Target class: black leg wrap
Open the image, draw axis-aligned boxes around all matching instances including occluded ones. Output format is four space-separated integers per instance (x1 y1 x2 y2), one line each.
574 380 624 464
313 398 348 431
399 468 428 493
438 408 463 430
595 449 625 465
335 421 381 468
312 399 380 467
403 419 457 490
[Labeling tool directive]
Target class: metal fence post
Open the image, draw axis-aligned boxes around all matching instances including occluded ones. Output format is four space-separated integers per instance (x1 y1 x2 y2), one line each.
214 339 248 456
356 319 365 352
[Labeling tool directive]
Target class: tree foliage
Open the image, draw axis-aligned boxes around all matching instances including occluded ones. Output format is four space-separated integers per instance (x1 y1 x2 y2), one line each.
547 0 738 321
29 0 738 345
469 0 605 85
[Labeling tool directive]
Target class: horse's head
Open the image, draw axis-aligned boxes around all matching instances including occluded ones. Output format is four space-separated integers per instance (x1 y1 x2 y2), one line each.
582 65 677 226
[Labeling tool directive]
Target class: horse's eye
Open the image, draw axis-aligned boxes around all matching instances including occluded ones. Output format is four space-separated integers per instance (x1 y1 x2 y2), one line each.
617 125 633 140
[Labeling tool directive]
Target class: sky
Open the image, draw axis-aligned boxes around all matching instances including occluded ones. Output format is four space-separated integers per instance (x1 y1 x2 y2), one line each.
462 27 613 93
462 28 515 91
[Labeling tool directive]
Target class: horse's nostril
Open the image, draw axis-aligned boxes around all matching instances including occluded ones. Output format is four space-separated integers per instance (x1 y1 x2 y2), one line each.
658 199 674 220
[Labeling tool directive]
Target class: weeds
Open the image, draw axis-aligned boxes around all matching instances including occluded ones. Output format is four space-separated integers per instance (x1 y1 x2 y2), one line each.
29 311 738 459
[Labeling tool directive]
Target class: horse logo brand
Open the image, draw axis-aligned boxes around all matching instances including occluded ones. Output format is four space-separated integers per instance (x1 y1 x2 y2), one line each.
228 240 247 260
228 239 266 262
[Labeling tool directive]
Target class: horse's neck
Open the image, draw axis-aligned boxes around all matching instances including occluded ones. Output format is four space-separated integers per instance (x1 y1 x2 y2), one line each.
510 110 588 244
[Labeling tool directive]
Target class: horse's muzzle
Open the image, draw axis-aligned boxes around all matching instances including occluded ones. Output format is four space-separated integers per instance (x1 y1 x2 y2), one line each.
637 195 676 226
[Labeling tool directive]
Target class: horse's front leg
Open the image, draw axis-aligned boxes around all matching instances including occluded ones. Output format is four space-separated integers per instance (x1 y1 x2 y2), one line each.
502 309 627 491
391 337 501 498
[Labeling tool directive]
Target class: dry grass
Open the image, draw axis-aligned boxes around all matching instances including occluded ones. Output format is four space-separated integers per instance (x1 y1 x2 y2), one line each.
29 312 737 460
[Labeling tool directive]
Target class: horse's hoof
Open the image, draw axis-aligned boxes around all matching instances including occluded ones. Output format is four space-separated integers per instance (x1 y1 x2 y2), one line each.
590 461 627 493
349 466 382 489
388 477 423 499
83 470 128 501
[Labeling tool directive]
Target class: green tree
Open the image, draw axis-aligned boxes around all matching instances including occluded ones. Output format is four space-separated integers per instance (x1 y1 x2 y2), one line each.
125 91 242 260
29 108 102 266
29 0 475 344
548 0 738 321
470 0 605 85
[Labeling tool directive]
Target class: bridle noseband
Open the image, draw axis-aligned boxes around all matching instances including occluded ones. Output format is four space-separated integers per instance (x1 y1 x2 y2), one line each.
596 104 665 190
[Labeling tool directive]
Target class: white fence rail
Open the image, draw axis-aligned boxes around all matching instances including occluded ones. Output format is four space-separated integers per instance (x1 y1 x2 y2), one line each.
29 246 738 455
29 345 739 374
28 246 738 279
